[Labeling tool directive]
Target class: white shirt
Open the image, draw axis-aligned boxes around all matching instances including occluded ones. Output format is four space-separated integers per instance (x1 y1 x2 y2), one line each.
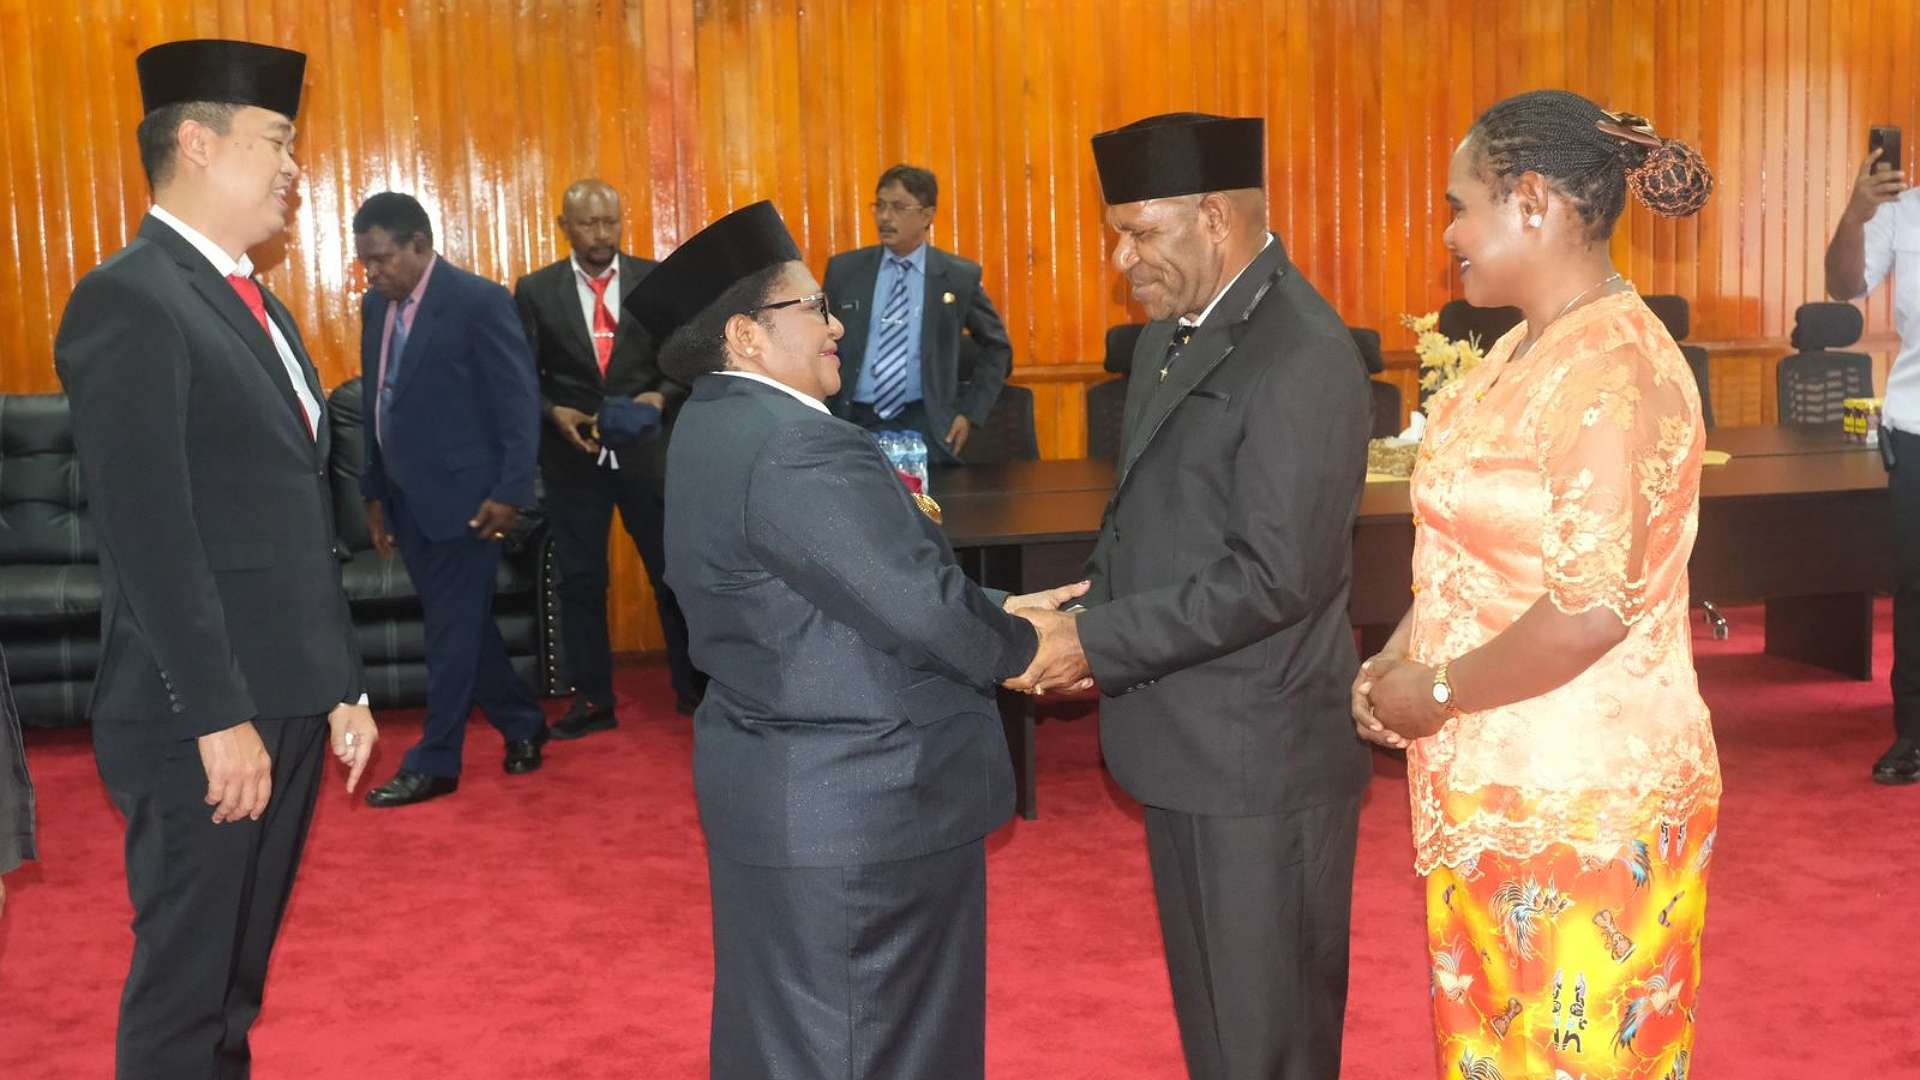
148 204 321 435
1180 233 1277 329
718 370 831 414
1860 188 1920 433
572 254 620 343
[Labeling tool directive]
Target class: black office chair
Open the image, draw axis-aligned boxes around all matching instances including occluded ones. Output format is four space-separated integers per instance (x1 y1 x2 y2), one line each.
1435 300 1524 350
1086 323 1146 460
1642 294 1715 430
1346 326 1402 439
1777 302 1873 425
959 384 1040 463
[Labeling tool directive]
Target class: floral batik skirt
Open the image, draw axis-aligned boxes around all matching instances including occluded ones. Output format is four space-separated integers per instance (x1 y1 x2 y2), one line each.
1424 803 1717 1080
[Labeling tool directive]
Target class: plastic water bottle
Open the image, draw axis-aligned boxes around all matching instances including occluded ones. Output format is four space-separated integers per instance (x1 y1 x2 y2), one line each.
904 431 930 495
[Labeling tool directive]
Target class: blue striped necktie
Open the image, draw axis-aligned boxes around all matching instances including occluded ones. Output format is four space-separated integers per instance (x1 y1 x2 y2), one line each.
868 257 915 419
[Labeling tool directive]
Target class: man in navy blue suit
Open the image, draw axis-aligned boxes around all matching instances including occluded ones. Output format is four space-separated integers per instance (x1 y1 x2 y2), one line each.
352 192 550 807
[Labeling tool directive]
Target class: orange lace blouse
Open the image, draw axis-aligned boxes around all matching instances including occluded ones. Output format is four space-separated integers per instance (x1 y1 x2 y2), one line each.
1404 291 1722 876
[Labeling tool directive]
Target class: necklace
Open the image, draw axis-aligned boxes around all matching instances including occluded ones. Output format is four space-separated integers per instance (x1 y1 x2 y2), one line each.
1475 271 1627 401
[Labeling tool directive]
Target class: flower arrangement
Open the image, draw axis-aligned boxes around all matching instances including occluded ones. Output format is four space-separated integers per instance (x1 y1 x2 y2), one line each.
1400 311 1486 397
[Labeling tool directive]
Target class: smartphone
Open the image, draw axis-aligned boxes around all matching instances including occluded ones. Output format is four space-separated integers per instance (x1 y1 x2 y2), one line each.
1871 125 1903 176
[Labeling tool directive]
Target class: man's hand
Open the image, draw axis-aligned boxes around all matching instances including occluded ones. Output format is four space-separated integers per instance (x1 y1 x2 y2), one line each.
1004 608 1093 695
469 499 520 541
1352 652 1409 750
1358 655 1449 742
944 415 972 456
1004 580 1091 614
548 404 600 455
1845 148 1906 226
633 391 667 411
364 499 397 560
327 703 379 794
198 721 273 824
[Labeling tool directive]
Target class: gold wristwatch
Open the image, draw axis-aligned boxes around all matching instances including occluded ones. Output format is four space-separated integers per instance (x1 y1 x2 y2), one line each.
1430 662 1460 716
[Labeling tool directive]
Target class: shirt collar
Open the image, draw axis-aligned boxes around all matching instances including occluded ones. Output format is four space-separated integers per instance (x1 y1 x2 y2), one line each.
1180 233 1275 328
149 204 254 279
571 254 619 283
716 370 831 414
401 253 438 309
882 243 928 272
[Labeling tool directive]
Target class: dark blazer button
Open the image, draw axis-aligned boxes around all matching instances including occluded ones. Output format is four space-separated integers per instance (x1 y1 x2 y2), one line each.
171 703 185 714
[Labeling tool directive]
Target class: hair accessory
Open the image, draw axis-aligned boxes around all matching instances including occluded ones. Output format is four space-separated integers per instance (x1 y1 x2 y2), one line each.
1596 109 1715 218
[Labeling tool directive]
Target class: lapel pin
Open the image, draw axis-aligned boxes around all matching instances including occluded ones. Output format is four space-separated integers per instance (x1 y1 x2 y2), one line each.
942 291 955 305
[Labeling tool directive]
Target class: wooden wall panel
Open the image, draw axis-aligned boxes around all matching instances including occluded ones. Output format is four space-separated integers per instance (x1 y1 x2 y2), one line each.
2 0 1916 651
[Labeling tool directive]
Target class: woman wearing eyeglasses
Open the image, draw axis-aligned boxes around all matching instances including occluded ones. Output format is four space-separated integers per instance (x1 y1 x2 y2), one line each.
1354 90 1720 1079
626 201 1085 1080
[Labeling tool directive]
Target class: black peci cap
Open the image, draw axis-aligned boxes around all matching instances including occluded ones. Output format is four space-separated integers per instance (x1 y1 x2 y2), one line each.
625 200 803 343
136 39 307 120
1091 112 1265 205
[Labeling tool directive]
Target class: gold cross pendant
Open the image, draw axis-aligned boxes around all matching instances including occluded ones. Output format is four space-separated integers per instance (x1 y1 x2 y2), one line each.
1160 365 1171 382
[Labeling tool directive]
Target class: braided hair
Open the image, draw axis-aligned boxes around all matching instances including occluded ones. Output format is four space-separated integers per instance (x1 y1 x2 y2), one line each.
1468 89 1713 240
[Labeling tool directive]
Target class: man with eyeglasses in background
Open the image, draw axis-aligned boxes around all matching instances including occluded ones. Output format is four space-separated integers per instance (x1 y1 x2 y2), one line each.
824 165 1014 462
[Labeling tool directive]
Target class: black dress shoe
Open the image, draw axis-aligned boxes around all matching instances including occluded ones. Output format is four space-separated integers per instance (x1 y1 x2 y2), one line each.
503 725 550 775
1872 738 1920 785
551 699 617 741
365 770 459 808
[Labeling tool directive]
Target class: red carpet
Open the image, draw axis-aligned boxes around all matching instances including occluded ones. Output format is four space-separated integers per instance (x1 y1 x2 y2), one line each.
2 603 1917 1078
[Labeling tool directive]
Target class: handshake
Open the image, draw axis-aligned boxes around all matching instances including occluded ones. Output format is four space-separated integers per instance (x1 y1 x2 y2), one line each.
1000 581 1095 695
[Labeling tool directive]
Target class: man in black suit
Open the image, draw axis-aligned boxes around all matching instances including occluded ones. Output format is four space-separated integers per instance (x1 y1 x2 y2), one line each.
1032 114 1374 1079
629 201 1084 1080
353 192 549 808
54 39 379 1076
513 179 703 732
824 165 1013 463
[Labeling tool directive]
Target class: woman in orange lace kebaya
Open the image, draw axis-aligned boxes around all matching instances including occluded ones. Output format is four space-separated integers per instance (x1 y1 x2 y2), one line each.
1354 90 1721 1080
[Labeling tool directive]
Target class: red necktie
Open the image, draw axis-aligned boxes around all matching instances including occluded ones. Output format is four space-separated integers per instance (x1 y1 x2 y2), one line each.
584 272 616 374
228 273 314 438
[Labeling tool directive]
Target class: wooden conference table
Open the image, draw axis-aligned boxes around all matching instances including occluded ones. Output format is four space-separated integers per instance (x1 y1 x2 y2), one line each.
936 424 1893 818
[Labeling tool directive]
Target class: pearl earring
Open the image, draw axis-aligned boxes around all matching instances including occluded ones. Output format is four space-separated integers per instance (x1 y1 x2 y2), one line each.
1527 213 1544 228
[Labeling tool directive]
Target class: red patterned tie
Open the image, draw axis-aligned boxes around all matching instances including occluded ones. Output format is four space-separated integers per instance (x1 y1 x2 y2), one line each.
228 273 313 438
584 271 616 374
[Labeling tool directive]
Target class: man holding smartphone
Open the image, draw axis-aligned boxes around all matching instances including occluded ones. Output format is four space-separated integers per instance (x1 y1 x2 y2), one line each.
1827 130 1920 785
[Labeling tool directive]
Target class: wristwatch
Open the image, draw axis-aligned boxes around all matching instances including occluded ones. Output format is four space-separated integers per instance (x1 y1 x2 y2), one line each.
1430 662 1460 716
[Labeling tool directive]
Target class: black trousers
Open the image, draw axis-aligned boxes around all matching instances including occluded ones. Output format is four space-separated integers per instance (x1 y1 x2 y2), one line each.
1889 426 1920 739
546 463 701 705
845 399 961 465
101 715 328 1080
1142 797 1363 1080
388 491 545 777
706 840 987 1080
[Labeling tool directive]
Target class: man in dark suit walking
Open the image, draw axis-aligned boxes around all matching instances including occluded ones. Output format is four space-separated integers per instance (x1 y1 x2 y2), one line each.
353 192 549 808
54 39 379 1076
629 201 1084 1080
1028 114 1374 1079
513 179 703 732
824 165 1013 463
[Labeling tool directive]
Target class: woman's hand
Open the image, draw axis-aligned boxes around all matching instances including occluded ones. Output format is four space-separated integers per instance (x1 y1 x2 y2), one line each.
1360 655 1452 741
1352 652 1409 749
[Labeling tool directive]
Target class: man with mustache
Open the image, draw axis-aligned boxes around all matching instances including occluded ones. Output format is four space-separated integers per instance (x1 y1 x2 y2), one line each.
1041 113 1374 1079
823 165 1013 462
514 179 705 731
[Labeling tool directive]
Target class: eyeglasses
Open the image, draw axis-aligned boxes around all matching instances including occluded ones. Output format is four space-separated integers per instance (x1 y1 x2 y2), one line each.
870 200 927 216
748 290 831 324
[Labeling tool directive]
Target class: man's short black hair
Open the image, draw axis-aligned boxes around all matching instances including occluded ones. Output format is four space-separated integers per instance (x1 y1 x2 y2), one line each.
352 191 435 245
876 164 938 209
135 101 239 189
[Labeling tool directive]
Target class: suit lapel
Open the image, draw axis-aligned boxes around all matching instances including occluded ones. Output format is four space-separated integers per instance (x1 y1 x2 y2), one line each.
919 248 949 370
141 217 315 442
612 254 646 355
556 260 601 379
261 288 328 462
1110 240 1288 498
388 260 454 404
838 247 883 373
